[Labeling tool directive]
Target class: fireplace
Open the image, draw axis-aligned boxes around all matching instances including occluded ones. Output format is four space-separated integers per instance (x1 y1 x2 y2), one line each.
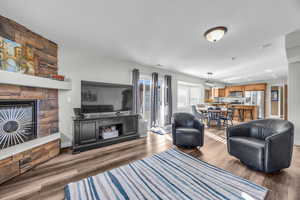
0 100 38 149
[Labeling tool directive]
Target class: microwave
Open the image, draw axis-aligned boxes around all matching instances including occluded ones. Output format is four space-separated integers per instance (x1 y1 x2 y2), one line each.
229 91 243 97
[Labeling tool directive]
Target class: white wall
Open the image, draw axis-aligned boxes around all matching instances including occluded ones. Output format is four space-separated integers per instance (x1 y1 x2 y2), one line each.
286 29 300 145
288 63 300 145
58 47 206 146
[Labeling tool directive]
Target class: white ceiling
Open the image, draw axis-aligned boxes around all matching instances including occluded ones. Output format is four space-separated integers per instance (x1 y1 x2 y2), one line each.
1 0 300 83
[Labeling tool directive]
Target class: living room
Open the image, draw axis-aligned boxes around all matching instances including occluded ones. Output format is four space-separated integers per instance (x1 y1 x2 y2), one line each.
0 1 300 200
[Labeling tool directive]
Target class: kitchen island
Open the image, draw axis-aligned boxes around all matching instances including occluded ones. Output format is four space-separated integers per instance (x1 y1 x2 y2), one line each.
207 103 258 121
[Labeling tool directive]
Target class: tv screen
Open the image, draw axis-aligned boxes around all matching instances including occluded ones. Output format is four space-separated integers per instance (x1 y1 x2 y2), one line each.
81 81 133 113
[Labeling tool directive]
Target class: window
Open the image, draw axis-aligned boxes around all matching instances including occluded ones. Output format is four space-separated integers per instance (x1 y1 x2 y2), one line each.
177 85 189 108
177 82 203 109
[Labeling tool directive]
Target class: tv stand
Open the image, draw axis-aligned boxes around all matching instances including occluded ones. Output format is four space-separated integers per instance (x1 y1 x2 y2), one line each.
72 114 139 153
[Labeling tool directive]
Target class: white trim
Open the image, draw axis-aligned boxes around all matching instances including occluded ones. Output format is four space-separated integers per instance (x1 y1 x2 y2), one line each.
0 133 60 160
0 70 71 90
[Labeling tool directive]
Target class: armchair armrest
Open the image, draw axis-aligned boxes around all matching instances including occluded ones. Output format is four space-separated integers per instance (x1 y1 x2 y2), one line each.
193 119 204 131
226 123 251 138
193 119 204 146
264 130 294 173
171 118 177 144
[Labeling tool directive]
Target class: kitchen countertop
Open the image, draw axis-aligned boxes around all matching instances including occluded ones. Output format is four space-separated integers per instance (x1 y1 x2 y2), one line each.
208 103 257 106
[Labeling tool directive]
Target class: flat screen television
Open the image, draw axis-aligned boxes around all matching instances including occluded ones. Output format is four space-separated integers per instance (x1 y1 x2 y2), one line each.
81 81 133 114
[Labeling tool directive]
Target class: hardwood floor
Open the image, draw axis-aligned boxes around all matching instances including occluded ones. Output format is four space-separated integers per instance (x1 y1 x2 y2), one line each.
0 131 299 200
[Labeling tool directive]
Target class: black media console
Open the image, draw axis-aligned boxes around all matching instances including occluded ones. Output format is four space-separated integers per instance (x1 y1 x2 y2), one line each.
73 114 139 153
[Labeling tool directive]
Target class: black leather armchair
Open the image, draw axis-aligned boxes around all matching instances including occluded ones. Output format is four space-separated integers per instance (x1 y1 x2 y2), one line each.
227 119 294 173
172 112 204 148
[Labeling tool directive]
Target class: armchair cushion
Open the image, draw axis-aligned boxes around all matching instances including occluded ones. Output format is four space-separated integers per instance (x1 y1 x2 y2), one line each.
176 128 200 135
250 125 274 140
175 128 202 147
173 113 195 128
228 136 265 171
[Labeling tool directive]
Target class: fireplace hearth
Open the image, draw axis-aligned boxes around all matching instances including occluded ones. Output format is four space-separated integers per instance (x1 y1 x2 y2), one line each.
0 100 38 149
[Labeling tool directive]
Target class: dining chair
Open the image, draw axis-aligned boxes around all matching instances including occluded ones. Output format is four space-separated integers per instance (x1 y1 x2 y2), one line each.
191 105 207 123
207 107 221 128
220 108 234 127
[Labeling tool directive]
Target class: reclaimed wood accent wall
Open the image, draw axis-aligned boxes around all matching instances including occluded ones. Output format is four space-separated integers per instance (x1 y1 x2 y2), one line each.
0 15 59 137
0 140 60 184
0 15 60 184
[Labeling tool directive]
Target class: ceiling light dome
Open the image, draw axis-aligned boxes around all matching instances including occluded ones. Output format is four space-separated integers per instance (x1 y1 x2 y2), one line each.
204 26 228 42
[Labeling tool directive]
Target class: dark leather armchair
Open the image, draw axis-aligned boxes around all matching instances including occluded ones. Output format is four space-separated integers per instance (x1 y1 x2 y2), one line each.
172 112 204 148
227 119 294 173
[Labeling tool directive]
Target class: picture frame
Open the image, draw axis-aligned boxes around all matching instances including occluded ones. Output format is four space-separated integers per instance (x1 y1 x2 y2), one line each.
271 90 278 101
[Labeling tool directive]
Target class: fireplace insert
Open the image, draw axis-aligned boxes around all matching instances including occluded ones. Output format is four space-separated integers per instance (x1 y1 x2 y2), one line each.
0 100 38 149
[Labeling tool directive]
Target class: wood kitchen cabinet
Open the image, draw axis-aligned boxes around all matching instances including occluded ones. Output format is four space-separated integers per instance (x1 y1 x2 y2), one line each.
218 88 225 97
224 83 267 97
230 85 244 92
244 83 266 91
225 86 244 96
212 88 225 97
205 89 212 102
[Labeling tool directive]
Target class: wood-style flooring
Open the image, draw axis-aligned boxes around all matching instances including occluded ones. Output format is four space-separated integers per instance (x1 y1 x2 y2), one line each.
0 130 299 200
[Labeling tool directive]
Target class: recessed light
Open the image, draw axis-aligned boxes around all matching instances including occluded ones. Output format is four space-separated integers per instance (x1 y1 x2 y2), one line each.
261 43 272 49
204 26 228 42
264 69 272 73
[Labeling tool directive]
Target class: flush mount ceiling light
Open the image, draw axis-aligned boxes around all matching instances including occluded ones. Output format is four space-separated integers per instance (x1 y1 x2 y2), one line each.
204 26 228 42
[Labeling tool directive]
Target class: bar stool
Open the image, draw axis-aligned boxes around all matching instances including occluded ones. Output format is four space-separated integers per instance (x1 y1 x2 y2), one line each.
244 107 254 121
234 106 244 122
238 108 244 121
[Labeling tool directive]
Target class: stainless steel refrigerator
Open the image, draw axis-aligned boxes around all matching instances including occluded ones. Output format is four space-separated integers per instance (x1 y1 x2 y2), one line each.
245 91 265 119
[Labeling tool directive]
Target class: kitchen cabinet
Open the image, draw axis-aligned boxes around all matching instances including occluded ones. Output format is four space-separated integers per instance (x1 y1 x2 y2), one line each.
218 88 225 97
212 88 225 97
205 89 212 102
225 86 244 96
230 85 244 92
225 83 267 97
244 83 266 91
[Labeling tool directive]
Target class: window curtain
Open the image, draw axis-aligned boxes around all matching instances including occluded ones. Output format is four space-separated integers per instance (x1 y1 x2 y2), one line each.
151 72 159 127
132 69 140 114
164 75 172 125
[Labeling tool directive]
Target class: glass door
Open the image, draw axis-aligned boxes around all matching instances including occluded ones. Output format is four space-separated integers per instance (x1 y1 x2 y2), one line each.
139 75 166 129
139 76 152 129
156 77 164 127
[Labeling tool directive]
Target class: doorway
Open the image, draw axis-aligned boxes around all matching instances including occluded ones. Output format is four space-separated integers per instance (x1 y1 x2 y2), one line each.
270 85 286 119
139 75 165 129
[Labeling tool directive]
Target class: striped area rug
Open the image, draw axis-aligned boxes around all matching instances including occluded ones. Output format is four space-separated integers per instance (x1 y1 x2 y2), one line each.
65 149 268 200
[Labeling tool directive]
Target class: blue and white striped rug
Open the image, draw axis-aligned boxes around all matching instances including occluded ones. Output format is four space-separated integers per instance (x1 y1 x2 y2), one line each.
65 149 268 200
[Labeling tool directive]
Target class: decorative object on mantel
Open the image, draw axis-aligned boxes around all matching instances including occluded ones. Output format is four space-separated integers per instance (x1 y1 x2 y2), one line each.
0 36 36 75
51 74 65 81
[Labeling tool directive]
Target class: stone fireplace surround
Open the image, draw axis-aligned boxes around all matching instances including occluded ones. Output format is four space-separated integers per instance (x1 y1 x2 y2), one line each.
0 15 62 184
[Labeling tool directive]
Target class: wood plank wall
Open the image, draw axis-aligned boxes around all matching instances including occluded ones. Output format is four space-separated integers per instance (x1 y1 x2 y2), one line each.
0 140 60 184
0 15 59 137
0 15 60 184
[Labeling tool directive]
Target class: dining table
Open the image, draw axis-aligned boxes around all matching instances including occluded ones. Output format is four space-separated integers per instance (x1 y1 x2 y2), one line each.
197 106 229 128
